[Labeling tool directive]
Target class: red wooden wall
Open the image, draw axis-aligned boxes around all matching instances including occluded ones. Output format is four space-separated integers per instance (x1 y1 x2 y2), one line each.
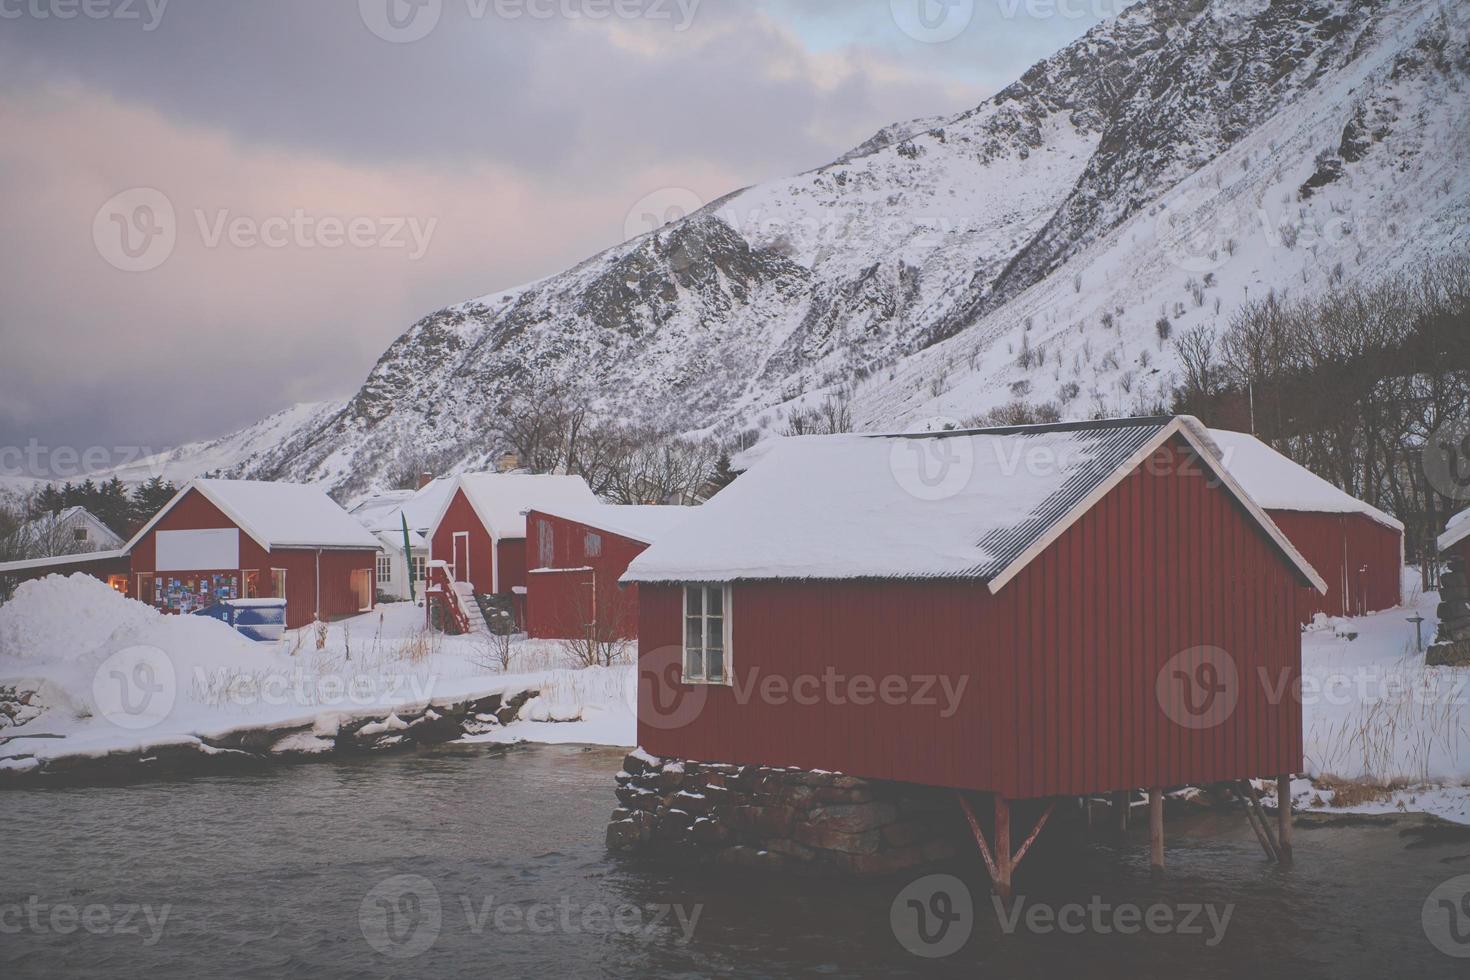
429 489 496 594
497 538 528 594
523 510 647 639
1269 510 1401 622
0 554 131 593
130 488 272 576
271 548 376 628
636 437 1308 800
130 488 375 629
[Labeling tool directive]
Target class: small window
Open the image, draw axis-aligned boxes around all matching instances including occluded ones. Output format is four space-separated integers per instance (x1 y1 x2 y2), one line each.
271 568 287 599
585 532 602 558
376 555 392 582
73 527 89 542
682 585 730 685
411 556 426 582
537 520 554 567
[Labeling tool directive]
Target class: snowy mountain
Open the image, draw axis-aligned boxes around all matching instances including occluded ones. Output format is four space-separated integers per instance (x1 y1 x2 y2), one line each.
144 0 1470 499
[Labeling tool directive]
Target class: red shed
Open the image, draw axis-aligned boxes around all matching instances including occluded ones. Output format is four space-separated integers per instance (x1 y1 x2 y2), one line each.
623 417 1326 888
426 474 598 597
124 479 381 629
1211 430 1404 621
0 550 132 597
1441 508 1470 567
524 504 692 640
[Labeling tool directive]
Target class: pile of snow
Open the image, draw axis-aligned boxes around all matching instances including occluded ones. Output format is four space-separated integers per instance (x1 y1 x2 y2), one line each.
0 574 156 663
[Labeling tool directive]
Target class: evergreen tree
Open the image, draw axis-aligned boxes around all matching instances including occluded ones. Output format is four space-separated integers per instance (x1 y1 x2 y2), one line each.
130 477 177 533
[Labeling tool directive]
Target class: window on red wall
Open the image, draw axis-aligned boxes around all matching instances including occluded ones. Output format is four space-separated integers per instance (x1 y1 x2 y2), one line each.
537 520 554 567
585 532 601 558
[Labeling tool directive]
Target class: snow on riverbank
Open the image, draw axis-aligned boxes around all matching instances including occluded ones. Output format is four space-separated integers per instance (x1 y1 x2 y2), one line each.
1299 569 1470 823
0 575 634 773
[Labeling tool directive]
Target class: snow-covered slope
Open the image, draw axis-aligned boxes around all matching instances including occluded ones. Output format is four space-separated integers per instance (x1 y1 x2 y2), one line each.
152 0 1470 497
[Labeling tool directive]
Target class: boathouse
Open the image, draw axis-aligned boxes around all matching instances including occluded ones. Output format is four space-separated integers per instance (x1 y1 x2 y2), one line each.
1211 429 1403 621
426 473 598 598
523 503 692 640
618 416 1325 889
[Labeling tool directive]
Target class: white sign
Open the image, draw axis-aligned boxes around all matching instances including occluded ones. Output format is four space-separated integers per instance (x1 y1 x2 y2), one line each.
154 528 240 571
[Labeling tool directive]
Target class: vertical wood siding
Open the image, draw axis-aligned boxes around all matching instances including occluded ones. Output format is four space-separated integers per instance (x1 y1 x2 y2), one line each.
637 437 1307 799
1269 510 1402 621
129 488 375 629
523 511 648 639
429 489 496 594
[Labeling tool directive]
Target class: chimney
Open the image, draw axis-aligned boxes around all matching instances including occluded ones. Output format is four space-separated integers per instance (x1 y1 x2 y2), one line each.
418 472 433 490
497 452 520 474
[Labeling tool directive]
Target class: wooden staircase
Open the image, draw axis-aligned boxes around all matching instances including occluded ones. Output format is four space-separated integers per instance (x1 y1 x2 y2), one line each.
425 560 472 634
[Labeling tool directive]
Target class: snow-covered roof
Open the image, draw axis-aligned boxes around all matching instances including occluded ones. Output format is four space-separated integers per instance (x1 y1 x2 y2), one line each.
124 479 381 553
624 416 1327 595
350 477 455 536
350 490 415 531
13 506 125 551
1208 430 1404 532
0 548 128 575
430 473 598 541
1441 507 1470 552
528 503 695 545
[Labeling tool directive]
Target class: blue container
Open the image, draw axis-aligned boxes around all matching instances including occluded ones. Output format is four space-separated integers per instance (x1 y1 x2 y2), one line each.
194 598 287 642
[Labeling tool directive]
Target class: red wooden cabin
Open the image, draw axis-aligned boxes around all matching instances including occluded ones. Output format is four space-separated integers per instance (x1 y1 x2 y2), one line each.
125 480 381 629
524 504 692 640
1211 430 1403 621
426 474 598 597
624 416 1327 889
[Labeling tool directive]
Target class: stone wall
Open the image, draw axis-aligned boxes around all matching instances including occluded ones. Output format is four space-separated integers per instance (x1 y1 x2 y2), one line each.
1428 556 1470 667
606 750 970 875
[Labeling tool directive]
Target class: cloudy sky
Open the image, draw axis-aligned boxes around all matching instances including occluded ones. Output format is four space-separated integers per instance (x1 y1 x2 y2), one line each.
0 0 1121 476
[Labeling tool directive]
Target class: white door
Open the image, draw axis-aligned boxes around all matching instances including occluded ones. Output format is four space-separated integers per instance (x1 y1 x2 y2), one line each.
452 532 470 583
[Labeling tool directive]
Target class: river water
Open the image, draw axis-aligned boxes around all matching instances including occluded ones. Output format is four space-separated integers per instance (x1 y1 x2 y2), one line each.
2 743 1467 978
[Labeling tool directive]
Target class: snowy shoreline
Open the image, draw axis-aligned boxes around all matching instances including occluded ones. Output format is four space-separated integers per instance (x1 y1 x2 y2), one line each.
0 576 636 785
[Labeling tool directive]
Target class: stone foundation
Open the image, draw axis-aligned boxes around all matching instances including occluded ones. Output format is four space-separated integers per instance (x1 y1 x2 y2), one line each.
605 750 970 875
1428 557 1470 667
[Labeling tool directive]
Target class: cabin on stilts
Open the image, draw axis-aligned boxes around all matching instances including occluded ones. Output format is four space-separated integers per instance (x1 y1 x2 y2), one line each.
620 416 1324 894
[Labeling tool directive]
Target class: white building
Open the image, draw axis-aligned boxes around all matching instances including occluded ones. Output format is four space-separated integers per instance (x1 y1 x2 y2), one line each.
349 477 455 601
11 506 125 557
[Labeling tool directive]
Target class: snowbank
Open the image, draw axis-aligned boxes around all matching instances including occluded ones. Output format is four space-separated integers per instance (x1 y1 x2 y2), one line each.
0 575 635 777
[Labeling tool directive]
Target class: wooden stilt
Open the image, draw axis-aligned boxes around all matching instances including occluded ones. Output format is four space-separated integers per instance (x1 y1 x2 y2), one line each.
955 792 1000 884
1112 789 1130 836
1276 775 1294 866
994 794 1012 900
956 792 1055 899
1235 780 1279 862
1148 787 1164 871
1243 780 1282 858
1011 801 1056 870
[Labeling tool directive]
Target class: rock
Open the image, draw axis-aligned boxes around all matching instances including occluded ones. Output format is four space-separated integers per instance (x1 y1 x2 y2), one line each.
1427 639 1470 667
723 804 796 838
623 750 662 775
792 823 882 855
689 817 731 846
672 789 714 816
764 838 815 862
606 818 643 850
807 802 898 834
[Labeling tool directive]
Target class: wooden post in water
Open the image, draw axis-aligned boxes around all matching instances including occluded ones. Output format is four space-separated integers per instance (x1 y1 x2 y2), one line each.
994 794 1013 900
1148 787 1164 871
1112 789 1130 836
1276 775 1294 866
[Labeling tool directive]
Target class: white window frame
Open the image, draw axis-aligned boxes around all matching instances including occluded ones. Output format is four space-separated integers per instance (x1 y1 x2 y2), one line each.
376 554 392 583
681 584 732 686
411 555 426 582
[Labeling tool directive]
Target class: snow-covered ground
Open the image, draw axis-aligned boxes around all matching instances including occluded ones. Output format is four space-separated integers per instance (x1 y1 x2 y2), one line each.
1296 568 1470 823
0 575 635 774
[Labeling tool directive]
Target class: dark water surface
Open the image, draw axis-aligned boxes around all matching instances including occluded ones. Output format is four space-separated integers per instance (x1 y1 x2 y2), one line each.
2 743 1467 978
